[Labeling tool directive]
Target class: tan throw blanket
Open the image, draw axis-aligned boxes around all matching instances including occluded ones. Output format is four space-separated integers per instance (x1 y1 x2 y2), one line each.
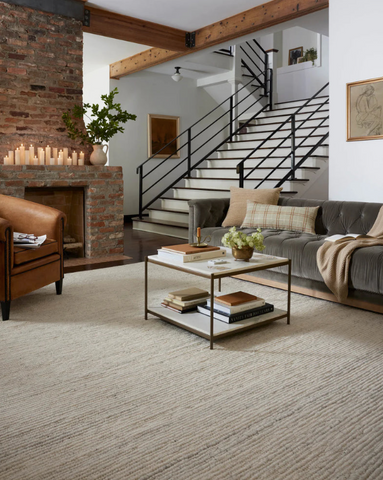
317 206 383 301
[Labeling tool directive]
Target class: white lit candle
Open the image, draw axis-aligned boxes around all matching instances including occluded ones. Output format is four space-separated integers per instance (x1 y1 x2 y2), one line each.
53 148 58 161
46 145 51 162
15 148 21 165
20 144 25 165
8 151 14 164
29 144 34 160
50 157 55 165
67 156 72 166
24 150 29 165
79 151 84 165
63 148 68 164
58 151 63 165
4 156 9 165
33 155 38 165
39 150 45 165
72 151 77 165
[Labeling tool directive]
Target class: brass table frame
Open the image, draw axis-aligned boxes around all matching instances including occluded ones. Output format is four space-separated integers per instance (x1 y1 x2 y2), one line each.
145 255 291 350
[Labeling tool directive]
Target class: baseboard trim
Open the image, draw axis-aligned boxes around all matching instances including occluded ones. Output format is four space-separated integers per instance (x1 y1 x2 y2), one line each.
235 274 383 315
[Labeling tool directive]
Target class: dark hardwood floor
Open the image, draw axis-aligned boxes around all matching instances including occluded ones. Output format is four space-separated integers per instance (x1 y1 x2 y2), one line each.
123 221 186 263
64 222 185 273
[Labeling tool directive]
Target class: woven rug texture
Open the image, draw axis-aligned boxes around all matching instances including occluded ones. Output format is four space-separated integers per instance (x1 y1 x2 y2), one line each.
1 262 383 480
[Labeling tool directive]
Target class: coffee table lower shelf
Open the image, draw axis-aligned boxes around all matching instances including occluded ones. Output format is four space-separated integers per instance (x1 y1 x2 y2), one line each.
147 307 288 341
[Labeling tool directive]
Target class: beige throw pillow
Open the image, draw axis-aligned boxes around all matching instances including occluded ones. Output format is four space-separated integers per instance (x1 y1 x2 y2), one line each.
241 202 319 234
222 187 283 227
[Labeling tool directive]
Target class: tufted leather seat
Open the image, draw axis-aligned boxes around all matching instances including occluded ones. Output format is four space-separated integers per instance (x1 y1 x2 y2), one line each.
188 197 383 302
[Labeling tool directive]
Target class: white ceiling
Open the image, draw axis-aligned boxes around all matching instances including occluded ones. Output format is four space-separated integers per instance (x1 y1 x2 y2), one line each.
86 0 266 30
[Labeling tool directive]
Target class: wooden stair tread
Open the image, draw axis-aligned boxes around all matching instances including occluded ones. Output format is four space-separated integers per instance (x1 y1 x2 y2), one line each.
269 103 329 113
229 134 327 143
207 155 329 160
274 95 329 106
196 166 320 170
133 217 189 229
174 187 298 194
186 177 308 181
217 144 329 151
147 207 188 214
237 125 329 135
242 116 329 126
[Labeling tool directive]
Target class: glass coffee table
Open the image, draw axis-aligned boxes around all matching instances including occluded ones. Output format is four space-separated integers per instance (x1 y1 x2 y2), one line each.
145 248 291 350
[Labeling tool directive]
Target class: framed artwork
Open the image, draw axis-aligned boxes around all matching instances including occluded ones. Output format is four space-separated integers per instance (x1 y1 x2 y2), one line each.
148 114 180 158
347 77 383 141
288 46 303 66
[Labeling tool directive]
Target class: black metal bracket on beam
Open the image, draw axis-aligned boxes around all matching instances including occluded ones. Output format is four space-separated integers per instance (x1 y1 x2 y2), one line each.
83 9 90 27
185 32 196 48
3 0 84 21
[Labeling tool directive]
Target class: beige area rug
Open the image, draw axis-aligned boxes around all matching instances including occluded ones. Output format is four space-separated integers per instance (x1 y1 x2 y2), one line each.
1 263 383 480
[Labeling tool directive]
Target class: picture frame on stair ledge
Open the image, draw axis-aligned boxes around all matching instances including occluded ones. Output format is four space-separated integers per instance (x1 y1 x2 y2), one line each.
288 46 303 66
148 114 180 158
347 76 383 142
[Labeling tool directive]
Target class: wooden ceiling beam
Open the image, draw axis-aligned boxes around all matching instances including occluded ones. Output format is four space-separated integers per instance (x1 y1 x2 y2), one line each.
110 0 329 79
83 6 189 52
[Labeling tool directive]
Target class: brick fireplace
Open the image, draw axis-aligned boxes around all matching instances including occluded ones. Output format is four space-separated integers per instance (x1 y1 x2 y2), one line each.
0 165 124 258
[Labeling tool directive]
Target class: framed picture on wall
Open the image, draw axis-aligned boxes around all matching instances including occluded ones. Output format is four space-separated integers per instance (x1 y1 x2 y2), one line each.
347 77 383 141
148 114 180 158
288 46 303 66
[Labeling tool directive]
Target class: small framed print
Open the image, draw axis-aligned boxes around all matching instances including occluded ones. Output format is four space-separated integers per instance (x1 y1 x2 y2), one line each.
148 114 180 158
288 47 303 66
347 77 383 141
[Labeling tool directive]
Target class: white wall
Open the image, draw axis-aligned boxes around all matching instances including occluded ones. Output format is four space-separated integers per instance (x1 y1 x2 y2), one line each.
282 27 318 68
329 0 383 202
110 72 226 215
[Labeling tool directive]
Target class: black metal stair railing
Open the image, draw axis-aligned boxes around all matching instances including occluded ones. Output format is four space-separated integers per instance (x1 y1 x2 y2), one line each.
240 39 271 102
137 41 273 218
236 82 329 189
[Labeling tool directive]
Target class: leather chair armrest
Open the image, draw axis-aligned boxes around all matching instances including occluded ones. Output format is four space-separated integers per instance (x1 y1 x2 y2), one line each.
0 218 13 301
0 194 66 242
188 198 230 244
0 217 13 242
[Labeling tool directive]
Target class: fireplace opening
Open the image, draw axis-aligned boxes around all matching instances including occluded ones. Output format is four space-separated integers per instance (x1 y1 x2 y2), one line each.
25 187 85 258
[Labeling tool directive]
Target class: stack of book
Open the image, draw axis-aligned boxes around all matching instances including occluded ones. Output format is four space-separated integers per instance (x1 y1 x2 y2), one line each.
161 287 209 314
158 244 225 263
197 291 274 324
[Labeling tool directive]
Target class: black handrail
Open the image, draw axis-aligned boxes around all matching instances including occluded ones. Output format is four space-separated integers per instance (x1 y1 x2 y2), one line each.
236 82 329 179
240 97 329 182
137 39 274 218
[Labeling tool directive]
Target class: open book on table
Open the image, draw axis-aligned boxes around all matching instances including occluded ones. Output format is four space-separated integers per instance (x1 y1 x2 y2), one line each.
13 232 47 249
324 233 369 243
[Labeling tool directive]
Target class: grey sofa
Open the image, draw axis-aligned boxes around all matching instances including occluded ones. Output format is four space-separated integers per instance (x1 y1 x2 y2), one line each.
188 197 383 313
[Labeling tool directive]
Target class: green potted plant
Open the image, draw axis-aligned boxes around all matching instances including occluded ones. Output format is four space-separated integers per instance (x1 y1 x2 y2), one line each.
62 88 136 165
303 48 317 65
222 227 265 261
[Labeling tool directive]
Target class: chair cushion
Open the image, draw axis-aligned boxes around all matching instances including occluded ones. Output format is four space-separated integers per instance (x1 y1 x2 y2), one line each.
13 239 59 266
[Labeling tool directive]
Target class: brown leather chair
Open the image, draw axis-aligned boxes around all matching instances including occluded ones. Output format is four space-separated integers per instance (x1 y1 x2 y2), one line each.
0 194 66 321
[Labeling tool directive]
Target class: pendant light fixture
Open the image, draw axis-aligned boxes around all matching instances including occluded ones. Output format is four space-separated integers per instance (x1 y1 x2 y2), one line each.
171 66 183 82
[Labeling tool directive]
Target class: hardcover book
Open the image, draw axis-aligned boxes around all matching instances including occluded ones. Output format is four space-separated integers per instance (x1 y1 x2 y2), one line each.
168 287 209 301
197 303 274 324
215 291 259 307
161 244 220 255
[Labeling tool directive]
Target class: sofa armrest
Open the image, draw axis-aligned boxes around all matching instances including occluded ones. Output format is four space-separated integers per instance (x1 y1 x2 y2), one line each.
0 218 13 301
0 217 12 242
0 194 66 242
188 198 230 243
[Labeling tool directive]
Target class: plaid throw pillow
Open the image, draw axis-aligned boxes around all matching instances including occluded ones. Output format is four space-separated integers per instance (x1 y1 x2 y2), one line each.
241 201 319 234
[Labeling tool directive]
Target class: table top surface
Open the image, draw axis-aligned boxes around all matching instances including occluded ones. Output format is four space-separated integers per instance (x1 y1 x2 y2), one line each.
148 247 289 278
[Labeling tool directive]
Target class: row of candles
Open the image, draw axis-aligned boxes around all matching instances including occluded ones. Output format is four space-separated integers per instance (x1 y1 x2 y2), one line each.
3 144 85 166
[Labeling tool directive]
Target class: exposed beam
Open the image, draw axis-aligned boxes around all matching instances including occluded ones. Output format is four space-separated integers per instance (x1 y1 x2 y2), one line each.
83 6 188 52
110 0 329 79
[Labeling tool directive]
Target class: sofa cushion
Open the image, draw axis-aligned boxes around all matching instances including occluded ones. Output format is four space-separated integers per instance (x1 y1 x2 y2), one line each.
222 187 282 227
202 226 383 295
13 239 58 266
241 202 319 234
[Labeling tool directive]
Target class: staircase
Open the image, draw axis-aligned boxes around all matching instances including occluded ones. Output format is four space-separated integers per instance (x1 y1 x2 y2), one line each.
133 41 329 239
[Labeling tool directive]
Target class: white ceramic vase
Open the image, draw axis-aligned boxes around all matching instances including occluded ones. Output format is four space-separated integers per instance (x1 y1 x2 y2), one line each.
90 144 108 166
